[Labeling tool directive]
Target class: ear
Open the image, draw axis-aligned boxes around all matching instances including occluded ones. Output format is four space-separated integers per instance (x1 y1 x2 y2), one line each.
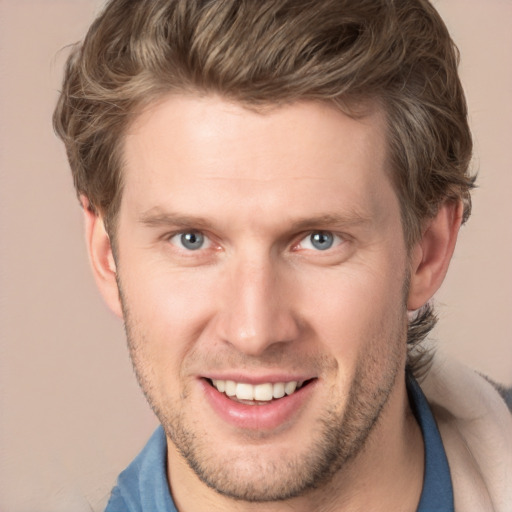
81 196 123 318
407 201 463 311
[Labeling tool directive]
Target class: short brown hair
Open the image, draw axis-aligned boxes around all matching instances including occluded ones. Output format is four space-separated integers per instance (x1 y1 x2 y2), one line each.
53 0 475 377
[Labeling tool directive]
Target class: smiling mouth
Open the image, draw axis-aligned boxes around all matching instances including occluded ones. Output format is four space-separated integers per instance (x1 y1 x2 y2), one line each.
207 378 315 404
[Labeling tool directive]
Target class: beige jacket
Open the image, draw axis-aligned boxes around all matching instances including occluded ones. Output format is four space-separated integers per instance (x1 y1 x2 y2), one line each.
422 356 512 511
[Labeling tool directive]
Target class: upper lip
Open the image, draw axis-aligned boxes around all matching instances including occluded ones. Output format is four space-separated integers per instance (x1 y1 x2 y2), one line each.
201 374 316 384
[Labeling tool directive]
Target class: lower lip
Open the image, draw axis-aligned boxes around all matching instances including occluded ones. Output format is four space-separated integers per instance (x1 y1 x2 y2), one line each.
201 379 317 431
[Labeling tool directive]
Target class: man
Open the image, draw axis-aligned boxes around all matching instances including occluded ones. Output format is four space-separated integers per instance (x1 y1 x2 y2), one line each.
53 0 512 510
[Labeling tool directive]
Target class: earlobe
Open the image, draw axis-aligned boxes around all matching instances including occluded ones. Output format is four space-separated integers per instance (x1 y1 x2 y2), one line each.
407 201 463 311
81 196 123 318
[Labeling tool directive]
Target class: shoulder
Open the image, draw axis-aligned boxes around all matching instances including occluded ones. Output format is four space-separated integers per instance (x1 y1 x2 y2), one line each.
421 355 512 512
104 426 173 512
104 485 135 512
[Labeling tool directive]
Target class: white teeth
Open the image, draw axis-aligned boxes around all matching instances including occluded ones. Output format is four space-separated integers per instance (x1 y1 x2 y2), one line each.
284 381 297 395
236 382 254 400
254 383 273 401
272 382 285 399
212 379 225 393
211 379 301 401
225 380 236 397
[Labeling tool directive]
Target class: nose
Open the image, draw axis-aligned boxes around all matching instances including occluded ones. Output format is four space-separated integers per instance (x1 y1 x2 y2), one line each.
216 253 301 356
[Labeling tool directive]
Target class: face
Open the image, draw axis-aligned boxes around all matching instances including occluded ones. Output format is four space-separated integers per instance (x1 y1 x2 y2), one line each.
115 96 410 502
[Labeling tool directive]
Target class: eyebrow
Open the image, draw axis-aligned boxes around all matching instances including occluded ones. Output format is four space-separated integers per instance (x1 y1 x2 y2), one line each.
287 213 372 231
138 208 372 232
138 209 214 229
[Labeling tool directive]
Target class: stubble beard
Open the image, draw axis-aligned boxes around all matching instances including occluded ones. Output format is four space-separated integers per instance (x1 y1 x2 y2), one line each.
167 351 402 503
118 278 407 503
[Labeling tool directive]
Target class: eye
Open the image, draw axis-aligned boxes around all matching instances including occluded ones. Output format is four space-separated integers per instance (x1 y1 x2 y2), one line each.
298 231 342 251
169 231 210 251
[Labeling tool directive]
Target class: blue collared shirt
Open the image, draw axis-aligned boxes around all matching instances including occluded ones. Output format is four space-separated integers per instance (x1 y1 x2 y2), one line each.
105 375 453 511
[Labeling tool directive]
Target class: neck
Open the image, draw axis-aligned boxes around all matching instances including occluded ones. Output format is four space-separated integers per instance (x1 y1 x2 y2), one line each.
167 376 424 512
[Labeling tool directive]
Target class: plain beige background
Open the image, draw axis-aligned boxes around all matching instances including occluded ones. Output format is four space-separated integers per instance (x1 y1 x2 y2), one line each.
0 1 510 510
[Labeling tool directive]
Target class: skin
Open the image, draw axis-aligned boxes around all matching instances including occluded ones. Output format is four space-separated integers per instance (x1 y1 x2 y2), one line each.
85 95 462 511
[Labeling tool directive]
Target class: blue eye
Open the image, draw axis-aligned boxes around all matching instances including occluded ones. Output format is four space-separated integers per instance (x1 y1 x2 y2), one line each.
181 232 204 250
299 231 342 251
310 232 334 250
170 231 208 251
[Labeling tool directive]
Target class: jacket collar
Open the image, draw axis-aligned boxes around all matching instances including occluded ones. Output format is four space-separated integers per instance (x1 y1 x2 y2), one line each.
421 355 512 512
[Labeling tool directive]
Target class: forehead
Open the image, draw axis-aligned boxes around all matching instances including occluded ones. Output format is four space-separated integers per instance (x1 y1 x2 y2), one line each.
120 94 396 230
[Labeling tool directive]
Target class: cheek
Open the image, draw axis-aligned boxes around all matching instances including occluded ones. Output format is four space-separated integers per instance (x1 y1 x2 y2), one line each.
297 258 408 352
118 262 221 359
